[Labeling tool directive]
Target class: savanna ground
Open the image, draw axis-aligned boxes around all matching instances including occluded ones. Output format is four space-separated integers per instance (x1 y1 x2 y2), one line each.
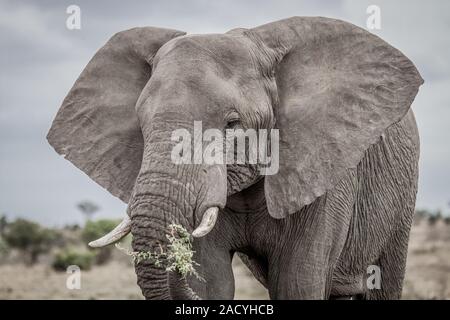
0 217 448 299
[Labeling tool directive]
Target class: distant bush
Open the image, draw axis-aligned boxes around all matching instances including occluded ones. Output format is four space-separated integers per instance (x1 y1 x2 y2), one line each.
415 209 429 220
82 219 120 265
0 237 9 258
64 224 81 231
81 219 119 244
444 217 450 225
52 248 95 271
3 219 57 264
0 215 7 236
428 211 442 226
415 209 448 226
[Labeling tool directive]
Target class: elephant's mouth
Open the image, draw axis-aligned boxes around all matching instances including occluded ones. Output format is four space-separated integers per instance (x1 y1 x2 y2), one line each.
87 206 220 299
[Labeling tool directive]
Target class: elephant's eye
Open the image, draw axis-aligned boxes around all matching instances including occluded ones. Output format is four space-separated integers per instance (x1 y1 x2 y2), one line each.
225 111 241 129
226 119 241 129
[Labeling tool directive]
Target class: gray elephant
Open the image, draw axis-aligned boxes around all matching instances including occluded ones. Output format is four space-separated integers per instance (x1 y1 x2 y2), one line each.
47 17 423 299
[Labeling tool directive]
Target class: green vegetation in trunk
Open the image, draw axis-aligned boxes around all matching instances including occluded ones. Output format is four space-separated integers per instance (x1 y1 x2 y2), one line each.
116 224 204 281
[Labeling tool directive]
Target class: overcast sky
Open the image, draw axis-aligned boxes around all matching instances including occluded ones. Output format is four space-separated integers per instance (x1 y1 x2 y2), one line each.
1 0 449 226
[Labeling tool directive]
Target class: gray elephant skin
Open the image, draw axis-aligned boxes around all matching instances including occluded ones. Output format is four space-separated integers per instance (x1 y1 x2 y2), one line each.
47 17 423 299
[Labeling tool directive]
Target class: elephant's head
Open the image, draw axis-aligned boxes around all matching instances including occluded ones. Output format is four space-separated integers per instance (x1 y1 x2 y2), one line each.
47 17 422 299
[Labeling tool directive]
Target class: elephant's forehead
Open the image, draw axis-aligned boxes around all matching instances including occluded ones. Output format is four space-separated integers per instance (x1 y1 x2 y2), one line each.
155 33 255 70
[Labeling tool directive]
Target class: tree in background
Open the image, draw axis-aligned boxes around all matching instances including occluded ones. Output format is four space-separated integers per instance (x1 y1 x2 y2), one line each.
3 219 57 264
428 210 443 226
77 200 99 222
415 208 447 226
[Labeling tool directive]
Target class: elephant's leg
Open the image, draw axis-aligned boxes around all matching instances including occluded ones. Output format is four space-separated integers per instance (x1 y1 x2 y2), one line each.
268 229 360 300
189 239 235 299
364 228 411 300
262 174 357 300
267 239 334 299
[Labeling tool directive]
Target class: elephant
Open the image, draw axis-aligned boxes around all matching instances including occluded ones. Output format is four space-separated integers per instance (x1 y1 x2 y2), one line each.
47 17 423 299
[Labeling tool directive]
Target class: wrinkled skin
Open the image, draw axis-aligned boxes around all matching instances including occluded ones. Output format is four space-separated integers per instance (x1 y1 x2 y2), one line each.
47 17 423 299
191 110 419 299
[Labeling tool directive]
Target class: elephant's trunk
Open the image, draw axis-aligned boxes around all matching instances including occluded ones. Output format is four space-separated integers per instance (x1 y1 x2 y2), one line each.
131 193 204 299
169 272 201 299
131 212 171 299
130 168 200 298
129 129 202 299
127 99 228 299
132 219 202 299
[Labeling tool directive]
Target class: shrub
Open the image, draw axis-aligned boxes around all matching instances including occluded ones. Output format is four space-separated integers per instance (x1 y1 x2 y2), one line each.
82 219 120 265
415 209 429 220
427 211 442 226
0 237 9 258
444 216 450 225
64 224 81 231
52 248 94 271
0 214 7 236
81 219 119 243
3 219 57 264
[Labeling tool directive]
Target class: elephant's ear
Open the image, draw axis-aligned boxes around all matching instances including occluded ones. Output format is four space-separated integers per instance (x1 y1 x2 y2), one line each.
47 27 185 203
250 17 423 218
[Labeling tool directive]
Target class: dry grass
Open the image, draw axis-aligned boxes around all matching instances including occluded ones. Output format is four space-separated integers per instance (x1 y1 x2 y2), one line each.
0 220 448 300
402 219 450 299
0 260 142 300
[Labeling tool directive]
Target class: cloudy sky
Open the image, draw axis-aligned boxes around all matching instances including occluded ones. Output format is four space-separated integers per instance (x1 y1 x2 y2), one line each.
1 0 449 226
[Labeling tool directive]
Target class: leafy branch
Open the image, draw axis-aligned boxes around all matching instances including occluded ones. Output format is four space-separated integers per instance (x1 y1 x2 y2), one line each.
116 224 204 281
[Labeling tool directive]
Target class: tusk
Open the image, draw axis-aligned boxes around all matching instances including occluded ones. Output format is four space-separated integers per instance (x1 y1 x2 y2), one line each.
88 215 131 248
192 207 219 238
